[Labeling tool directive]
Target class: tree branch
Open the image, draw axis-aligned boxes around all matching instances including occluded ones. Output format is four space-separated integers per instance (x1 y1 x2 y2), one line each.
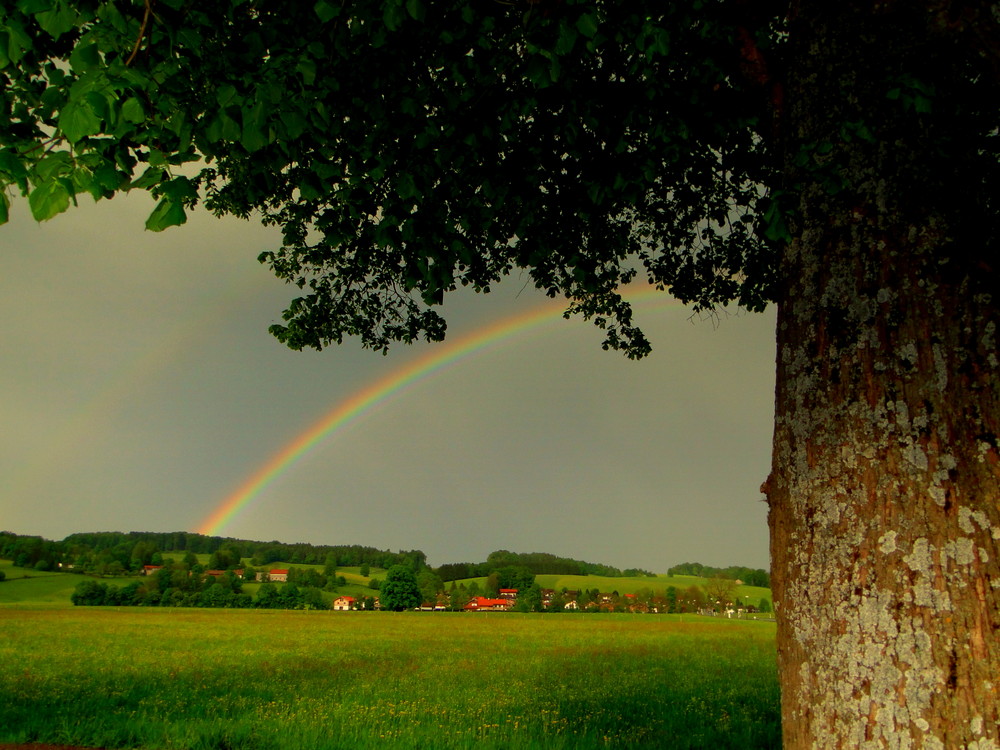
125 0 154 67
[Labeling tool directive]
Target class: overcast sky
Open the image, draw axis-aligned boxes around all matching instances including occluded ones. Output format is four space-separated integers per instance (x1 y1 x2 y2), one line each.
1 192 777 572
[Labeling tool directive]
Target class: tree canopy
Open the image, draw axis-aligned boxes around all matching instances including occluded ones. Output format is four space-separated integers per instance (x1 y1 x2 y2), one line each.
379 564 421 611
1 0 782 355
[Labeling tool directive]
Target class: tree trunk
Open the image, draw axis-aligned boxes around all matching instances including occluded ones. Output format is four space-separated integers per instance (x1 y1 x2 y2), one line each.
763 4 1000 747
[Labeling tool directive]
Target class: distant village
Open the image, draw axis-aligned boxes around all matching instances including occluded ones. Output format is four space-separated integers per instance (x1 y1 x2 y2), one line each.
140 564 763 617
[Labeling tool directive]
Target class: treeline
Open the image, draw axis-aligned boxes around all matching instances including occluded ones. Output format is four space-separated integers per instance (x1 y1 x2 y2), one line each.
62 531 428 570
69 569 377 611
668 562 770 588
0 530 426 577
434 549 655 582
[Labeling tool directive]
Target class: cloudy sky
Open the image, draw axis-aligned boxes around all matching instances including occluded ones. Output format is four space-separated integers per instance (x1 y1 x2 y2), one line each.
1 192 777 572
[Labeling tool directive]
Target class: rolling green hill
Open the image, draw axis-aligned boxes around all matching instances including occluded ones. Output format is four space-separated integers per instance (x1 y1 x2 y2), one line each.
0 561 81 605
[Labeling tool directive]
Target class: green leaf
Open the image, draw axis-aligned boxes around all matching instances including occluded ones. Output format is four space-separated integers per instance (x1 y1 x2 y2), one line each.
69 40 101 72
121 96 145 124
241 100 269 152
17 0 54 12
405 0 425 22
36 4 78 39
165 109 188 139
92 162 122 192
216 84 238 107
555 23 577 56
649 28 670 57
548 55 561 83
296 58 317 86
576 13 599 39
34 151 73 181
159 175 198 203
525 56 551 89
4 19 33 64
313 0 340 22
145 198 186 231
84 90 112 122
0 192 9 224
396 173 419 200
71 165 98 198
28 180 71 221
383 3 405 31
130 166 166 189
205 111 241 143
58 98 102 143
295 172 320 201
0 149 29 186
279 110 308 139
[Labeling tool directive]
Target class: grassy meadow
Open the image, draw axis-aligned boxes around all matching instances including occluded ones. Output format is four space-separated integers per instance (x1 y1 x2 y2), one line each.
0 606 779 749
0 560 79 605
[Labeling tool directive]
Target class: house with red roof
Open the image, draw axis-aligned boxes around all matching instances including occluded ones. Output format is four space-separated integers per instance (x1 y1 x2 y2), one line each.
256 568 289 582
464 597 514 612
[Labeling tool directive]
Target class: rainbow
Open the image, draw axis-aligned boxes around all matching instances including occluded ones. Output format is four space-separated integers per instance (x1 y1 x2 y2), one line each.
195 286 677 536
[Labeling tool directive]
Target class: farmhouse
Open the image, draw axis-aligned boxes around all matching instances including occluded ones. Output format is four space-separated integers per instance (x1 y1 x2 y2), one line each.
256 568 289 582
142 565 162 575
464 597 514 612
333 596 355 611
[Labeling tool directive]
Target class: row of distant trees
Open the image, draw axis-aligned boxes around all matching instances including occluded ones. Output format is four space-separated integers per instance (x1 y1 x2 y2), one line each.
70 578 363 610
0 531 426 578
69 576 770 615
434 549 656 581
68 565 377 611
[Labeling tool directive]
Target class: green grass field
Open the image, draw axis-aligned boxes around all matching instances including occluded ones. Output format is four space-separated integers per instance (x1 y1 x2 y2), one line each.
0 607 779 749
0 561 79 605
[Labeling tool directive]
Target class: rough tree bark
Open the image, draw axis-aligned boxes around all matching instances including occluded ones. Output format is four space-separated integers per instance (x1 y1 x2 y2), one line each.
764 4 1000 747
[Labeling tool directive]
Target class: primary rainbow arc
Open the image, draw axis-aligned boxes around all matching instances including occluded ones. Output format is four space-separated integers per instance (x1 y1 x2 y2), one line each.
196 287 676 536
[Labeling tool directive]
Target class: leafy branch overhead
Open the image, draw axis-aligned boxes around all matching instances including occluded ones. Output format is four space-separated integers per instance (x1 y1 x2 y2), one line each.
0 0 782 355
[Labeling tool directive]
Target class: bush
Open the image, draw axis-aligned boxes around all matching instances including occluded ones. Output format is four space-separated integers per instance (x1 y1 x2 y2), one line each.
71 579 110 606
